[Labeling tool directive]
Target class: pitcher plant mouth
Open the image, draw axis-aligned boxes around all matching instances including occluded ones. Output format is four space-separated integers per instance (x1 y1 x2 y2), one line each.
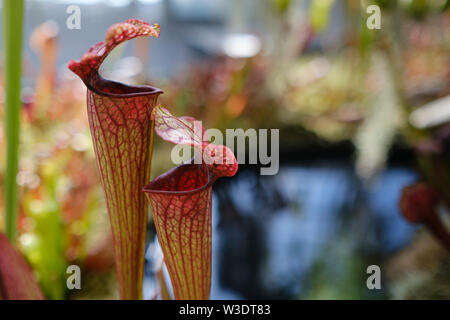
83 74 163 98
143 163 213 196
68 19 162 98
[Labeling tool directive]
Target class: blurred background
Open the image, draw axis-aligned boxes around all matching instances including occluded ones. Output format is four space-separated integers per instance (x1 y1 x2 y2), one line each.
0 0 449 299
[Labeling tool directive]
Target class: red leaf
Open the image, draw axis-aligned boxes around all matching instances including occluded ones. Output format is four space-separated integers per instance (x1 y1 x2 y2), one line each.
0 233 44 300
400 183 450 251
68 19 162 299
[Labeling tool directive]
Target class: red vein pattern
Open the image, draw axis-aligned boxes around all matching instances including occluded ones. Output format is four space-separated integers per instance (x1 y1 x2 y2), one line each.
152 106 238 179
144 164 212 299
143 107 238 300
68 19 162 299
87 91 159 299
0 233 45 300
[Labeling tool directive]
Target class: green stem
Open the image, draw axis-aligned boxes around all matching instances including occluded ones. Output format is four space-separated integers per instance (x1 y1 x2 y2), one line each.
2 0 24 242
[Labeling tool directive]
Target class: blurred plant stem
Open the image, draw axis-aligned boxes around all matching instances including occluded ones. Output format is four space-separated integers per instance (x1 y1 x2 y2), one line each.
2 0 24 242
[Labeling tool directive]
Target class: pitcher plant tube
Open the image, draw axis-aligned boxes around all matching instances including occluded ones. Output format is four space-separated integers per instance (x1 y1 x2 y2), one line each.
143 106 238 299
68 19 162 299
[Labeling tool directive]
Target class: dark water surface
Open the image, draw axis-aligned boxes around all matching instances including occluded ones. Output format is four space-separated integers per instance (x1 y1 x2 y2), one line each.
145 164 417 300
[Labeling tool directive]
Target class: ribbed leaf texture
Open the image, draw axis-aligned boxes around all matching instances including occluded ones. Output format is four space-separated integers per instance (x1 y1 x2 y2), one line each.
0 233 45 300
143 106 238 299
68 19 162 299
